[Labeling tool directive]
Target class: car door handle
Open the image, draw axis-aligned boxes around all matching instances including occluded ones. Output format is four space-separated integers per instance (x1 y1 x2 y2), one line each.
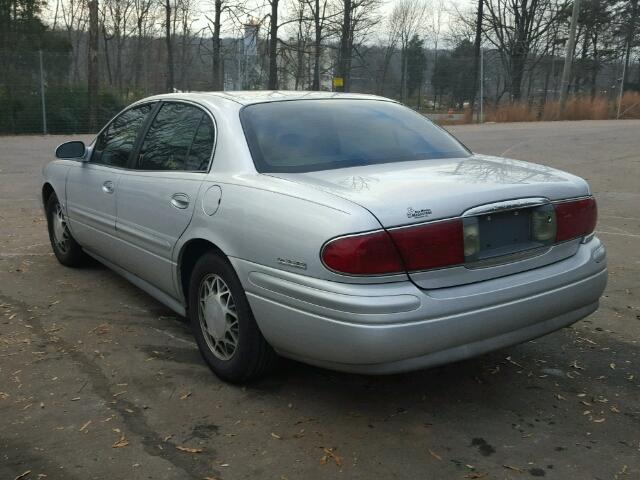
102 181 114 194
170 193 190 209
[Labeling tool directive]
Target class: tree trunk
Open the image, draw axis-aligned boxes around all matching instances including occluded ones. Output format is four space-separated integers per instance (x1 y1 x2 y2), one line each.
400 48 407 102
268 0 279 89
511 52 526 101
336 0 352 92
622 39 631 86
88 0 99 132
212 0 222 90
312 0 321 90
469 0 483 115
165 0 174 93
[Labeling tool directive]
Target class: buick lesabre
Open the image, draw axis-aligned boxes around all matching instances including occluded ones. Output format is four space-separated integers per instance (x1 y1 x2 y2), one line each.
42 91 607 382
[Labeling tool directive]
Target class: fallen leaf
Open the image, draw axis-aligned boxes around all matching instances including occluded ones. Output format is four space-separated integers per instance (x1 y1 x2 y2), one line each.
271 432 281 439
570 360 584 370
320 447 342 466
610 363 616 370
610 405 621 413
176 446 203 453
79 420 92 432
428 449 442 461
503 465 524 473
180 392 191 400
592 418 606 423
112 434 129 448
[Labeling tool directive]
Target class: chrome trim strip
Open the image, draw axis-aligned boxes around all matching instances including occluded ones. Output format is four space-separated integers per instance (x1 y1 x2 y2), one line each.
465 246 550 269
462 197 549 217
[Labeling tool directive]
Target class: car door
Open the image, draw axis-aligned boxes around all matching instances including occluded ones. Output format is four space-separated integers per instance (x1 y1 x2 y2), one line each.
114 101 216 297
65 103 156 256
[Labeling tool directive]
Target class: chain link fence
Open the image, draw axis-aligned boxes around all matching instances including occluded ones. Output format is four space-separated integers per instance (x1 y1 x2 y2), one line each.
1 47 638 135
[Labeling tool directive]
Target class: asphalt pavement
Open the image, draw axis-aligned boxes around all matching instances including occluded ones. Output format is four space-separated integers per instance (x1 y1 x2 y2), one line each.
1 120 639 479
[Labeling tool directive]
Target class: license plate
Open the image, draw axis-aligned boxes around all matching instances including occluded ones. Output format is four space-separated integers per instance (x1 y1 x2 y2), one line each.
463 207 544 262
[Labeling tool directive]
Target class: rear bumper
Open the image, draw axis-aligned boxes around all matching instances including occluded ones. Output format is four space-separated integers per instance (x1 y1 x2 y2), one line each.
233 237 607 374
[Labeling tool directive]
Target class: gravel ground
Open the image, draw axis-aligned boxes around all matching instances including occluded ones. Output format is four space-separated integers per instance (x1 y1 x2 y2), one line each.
1 120 639 480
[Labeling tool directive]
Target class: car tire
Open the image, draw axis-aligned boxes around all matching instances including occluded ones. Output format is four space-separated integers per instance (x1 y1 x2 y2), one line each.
46 193 87 267
189 252 276 383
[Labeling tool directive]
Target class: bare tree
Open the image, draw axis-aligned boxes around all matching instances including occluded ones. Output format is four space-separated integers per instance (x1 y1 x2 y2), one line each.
165 0 174 92
430 0 444 109
132 0 155 89
304 0 333 89
335 0 381 91
102 0 133 90
88 0 99 131
57 0 88 83
483 0 563 100
388 0 429 101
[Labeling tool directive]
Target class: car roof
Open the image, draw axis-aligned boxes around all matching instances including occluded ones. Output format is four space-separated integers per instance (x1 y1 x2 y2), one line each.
141 90 393 107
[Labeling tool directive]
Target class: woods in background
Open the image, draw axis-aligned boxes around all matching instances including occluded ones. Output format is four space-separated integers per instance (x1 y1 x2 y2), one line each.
1 0 639 133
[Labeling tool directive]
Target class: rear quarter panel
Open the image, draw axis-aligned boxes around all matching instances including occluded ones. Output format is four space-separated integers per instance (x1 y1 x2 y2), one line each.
176 173 403 288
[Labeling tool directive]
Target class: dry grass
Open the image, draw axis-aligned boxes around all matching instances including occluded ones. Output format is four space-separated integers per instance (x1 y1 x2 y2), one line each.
476 93 640 124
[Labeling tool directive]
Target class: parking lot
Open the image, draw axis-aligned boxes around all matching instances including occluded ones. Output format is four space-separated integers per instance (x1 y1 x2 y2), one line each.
1 120 639 479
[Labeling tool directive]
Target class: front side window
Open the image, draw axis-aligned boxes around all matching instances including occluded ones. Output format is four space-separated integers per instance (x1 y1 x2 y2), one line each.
241 100 471 173
137 103 215 171
92 103 154 167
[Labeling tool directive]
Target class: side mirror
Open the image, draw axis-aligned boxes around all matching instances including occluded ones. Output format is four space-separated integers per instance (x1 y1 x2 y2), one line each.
55 141 86 160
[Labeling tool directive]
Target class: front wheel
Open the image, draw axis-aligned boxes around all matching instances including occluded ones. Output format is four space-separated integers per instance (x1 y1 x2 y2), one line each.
46 193 87 267
188 252 276 383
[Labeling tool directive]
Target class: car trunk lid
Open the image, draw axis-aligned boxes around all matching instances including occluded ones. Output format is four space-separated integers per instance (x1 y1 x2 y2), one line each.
270 155 591 288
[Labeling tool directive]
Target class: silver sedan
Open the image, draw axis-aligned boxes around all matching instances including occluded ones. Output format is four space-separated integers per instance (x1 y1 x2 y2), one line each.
42 91 607 382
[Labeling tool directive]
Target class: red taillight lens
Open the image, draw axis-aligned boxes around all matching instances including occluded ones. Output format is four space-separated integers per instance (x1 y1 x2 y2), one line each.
321 230 404 275
389 219 464 270
554 197 597 242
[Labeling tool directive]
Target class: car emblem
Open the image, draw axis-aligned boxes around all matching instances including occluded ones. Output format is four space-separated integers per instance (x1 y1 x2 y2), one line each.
407 207 432 219
277 257 307 270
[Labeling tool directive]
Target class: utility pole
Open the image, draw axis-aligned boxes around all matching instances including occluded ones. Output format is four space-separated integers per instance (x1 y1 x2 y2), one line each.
39 50 47 135
479 46 484 123
559 0 581 110
88 0 99 132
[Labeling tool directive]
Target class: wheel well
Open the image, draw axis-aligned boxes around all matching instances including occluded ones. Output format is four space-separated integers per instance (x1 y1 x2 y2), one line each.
42 183 55 208
179 239 226 305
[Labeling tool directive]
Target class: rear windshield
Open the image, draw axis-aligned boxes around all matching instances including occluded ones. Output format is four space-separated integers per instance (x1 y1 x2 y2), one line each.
240 99 470 173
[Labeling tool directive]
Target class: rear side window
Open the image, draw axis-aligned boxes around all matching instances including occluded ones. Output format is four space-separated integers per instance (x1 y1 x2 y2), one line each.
137 103 215 171
92 103 154 167
241 99 470 173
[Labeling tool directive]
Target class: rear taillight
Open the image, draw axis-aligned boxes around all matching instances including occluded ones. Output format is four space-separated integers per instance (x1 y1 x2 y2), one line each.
322 197 597 276
322 219 464 275
388 219 464 271
321 230 404 275
554 197 597 242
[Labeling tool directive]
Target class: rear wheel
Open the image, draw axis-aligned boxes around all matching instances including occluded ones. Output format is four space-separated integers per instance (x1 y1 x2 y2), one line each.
188 252 276 383
46 193 87 267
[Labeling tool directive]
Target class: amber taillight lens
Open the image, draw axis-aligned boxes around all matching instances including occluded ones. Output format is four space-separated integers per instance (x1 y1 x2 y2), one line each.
554 197 597 242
